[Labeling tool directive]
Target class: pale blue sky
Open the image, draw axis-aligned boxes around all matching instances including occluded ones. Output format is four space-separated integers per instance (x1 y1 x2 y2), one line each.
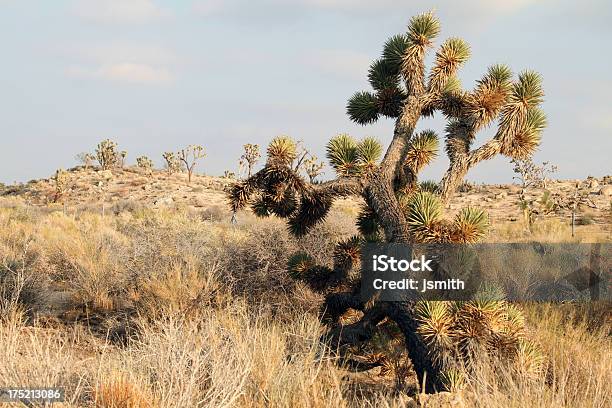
1 0 610 184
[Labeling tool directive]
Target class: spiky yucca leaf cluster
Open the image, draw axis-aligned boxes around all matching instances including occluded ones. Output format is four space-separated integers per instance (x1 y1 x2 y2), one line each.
326 134 382 176
405 130 439 174
496 71 546 158
287 253 334 291
428 38 470 94
419 180 438 193
404 192 489 243
346 13 443 125
414 296 544 384
267 136 297 167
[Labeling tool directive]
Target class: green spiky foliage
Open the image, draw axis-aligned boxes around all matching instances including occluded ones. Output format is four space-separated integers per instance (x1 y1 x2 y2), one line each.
419 180 438 193
228 11 546 393
403 192 489 243
357 137 383 173
405 130 439 174
326 134 383 176
267 136 297 167
326 134 359 176
414 294 545 386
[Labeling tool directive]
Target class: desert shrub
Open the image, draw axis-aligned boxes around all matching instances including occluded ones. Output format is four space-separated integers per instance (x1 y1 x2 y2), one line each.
0 211 52 319
576 214 595 225
200 205 229 222
35 214 132 311
0 202 610 406
136 155 154 175
94 371 158 408
108 199 146 215
458 181 475 193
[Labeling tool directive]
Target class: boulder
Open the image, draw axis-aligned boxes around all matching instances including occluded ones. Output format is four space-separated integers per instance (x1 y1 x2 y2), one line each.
588 179 599 189
154 196 174 206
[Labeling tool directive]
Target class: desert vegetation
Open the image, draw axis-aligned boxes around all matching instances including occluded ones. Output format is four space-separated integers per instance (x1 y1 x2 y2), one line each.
239 144 261 178
0 200 609 407
0 10 610 408
178 145 206 184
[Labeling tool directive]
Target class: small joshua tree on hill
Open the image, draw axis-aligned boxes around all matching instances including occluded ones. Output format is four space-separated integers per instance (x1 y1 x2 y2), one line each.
178 145 206 183
512 158 558 227
95 139 119 170
162 152 182 175
53 168 70 203
136 156 154 176
240 144 261 178
117 150 128 169
229 12 547 392
75 152 95 170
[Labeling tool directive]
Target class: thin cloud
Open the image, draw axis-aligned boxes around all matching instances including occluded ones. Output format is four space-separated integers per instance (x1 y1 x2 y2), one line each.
67 63 173 84
72 0 169 24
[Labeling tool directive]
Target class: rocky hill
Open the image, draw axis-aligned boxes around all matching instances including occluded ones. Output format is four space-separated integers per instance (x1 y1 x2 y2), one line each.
2 166 611 230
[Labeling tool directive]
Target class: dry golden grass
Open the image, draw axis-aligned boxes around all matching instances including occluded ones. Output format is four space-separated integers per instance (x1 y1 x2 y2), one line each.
0 198 610 407
94 372 157 408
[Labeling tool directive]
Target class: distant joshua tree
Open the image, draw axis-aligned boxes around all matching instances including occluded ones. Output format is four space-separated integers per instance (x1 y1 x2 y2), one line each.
239 144 260 178
53 168 69 203
511 158 558 227
75 152 95 170
229 12 547 391
117 151 128 169
511 158 557 191
136 156 154 176
303 154 325 183
178 145 206 183
95 140 119 170
162 152 182 175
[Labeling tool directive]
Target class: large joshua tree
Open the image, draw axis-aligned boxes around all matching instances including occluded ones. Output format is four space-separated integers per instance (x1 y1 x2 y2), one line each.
229 12 546 392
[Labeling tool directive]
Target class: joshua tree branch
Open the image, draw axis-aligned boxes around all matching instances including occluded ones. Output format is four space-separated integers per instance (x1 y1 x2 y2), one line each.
311 177 367 197
439 136 502 202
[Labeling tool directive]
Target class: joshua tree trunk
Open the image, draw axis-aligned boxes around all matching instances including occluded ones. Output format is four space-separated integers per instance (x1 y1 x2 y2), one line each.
367 98 423 242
